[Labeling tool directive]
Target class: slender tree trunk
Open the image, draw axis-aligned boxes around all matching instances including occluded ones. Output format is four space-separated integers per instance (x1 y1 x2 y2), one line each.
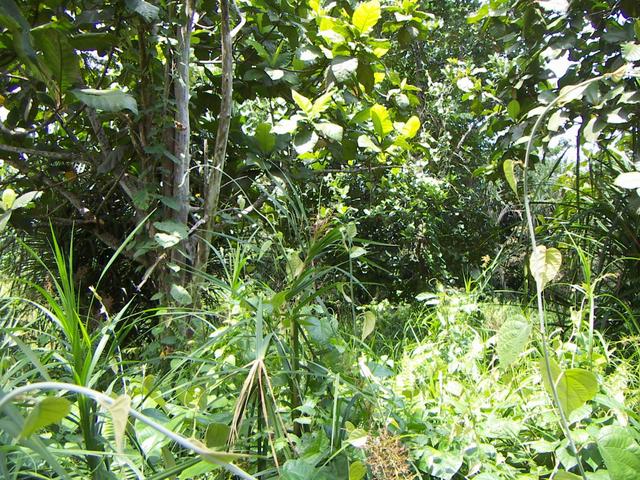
193 0 234 274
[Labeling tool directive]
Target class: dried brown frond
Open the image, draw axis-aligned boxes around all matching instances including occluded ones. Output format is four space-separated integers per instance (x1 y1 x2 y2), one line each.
365 430 416 480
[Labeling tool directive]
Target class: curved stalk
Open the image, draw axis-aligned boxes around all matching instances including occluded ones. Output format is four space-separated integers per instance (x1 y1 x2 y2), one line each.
0 382 257 480
522 74 609 480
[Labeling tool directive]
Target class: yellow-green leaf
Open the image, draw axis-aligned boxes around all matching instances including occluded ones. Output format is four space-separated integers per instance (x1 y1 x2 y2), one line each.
401 116 421 138
529 245 562 289
1 188 17 211
20 396 71 439
370 104 392 137
540 358 598 415
362 311 376 340
503 159 518 196
349 460 367 480
291 90 312 115
352 0 381 34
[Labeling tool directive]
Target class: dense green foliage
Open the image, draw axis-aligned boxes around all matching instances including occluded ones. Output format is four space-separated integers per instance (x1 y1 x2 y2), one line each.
0 0 639 479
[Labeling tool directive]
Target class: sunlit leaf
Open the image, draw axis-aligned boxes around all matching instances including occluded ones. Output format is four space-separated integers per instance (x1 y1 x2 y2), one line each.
614 172 640 189
401 116 421 138
370 104 393 137
107 395 131 453
72 88 138 114
352 0 381 34
291 90 312 115
529 245 562 288
540 358 598 415
20 397 71 439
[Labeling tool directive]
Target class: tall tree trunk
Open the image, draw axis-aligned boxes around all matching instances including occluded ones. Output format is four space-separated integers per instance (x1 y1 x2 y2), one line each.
172 0 194 269
193 0 234 275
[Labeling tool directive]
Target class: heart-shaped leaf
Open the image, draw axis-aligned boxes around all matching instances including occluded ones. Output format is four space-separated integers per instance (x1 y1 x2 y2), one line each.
530 245 562 288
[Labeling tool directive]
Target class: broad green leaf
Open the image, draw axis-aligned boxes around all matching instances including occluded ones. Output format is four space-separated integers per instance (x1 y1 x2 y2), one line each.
0 0 37 62
20 397 71 439
548 109 568 131
254 123 276 153
507 99 520 120
265 67 284 80
401 116 421 138
530 245 562 288
73 88 138 114
153 221 188 239
315 122 343 142
357 62 375 92
370 104 393 137
125 0 160 21
206 423 230 449
170 284 192 305
2 188 17 210
281 459 318 480
349 460 367 480
32 26 82 92
107 395 131 453
331 57 359 83
503 160 518 196
621 42 640 62
12 191 41 210
352 0 381 34
361 311 376 340
614 172 640 189
291 90 312 115
597 426 640 480
496 317 531 368
540 358 598 415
